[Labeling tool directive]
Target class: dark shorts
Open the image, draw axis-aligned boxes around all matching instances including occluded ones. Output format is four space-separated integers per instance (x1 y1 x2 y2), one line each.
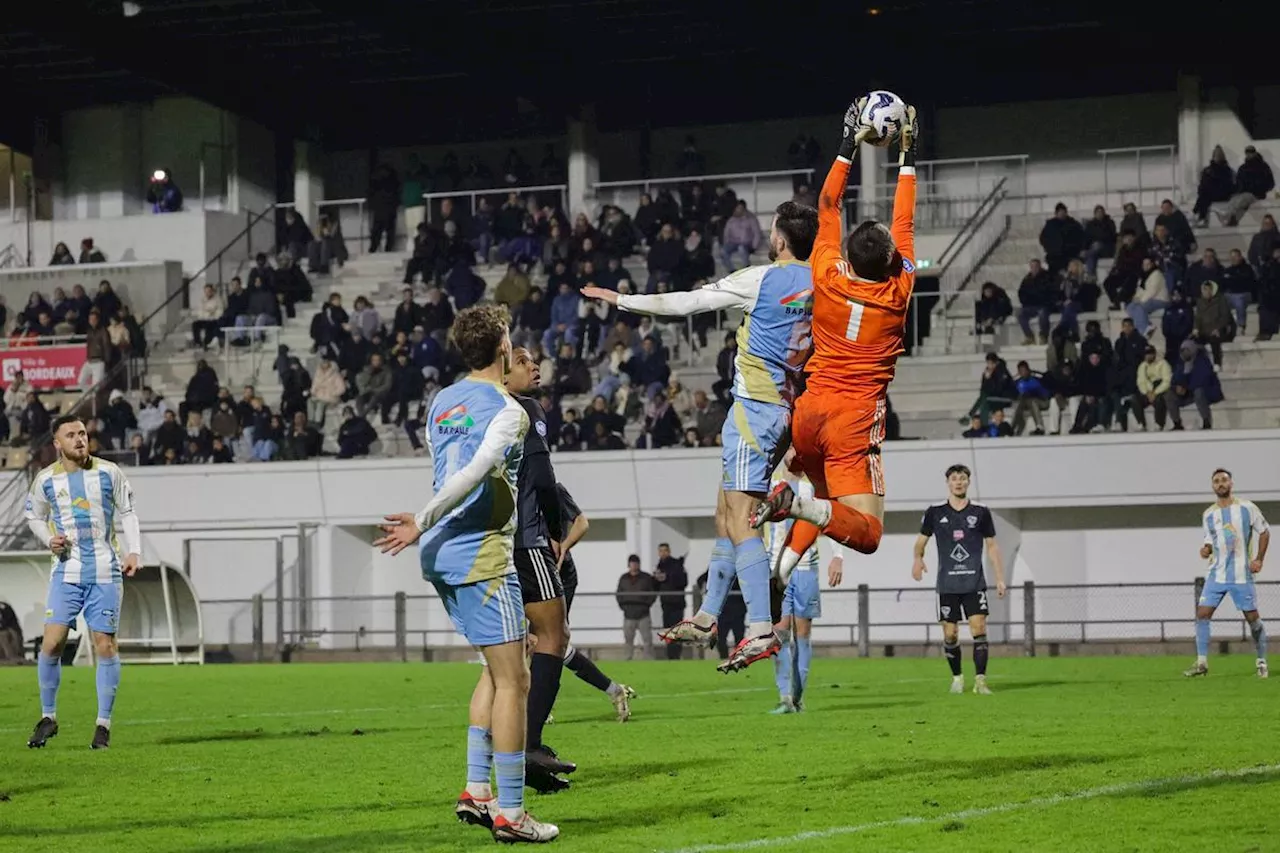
515 546 563 605
937 590 989 623
561 558 578 615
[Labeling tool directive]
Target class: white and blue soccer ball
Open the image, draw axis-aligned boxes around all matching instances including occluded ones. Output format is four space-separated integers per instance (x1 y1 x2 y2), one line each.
858 90 907 148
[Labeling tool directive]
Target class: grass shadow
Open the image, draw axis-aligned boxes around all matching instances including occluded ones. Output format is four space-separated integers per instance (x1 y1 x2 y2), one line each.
1110 767 1280 800
992 679 1074 692
573 757 708 792
181 829 429 853
155 727 388 746
846 751 1139 787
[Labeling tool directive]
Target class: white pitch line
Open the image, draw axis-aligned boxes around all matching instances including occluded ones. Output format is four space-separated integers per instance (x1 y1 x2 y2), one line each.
0 673 1005 735
662 763 1280 853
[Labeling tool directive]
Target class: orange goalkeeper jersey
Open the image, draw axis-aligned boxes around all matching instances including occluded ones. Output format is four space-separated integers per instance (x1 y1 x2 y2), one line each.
805 155 916 400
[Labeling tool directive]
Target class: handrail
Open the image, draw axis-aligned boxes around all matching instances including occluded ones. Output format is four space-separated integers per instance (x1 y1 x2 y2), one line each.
0 334 87 348
593 168 813 190
1097 145 1176 156
935 177 1008 272
879 154 1030 173
422 184 567 202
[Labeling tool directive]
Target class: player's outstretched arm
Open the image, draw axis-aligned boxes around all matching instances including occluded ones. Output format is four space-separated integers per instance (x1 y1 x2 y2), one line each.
889 104 918 282
817 101 871 247
583 270 756 318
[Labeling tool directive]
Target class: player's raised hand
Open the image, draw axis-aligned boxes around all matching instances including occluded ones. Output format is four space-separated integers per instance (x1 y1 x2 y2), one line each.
580 286 618 305
843 98 874 146
123 553 141 577
911 557 928 582
375 513 424 556
899 105 919 154
827 555 844 587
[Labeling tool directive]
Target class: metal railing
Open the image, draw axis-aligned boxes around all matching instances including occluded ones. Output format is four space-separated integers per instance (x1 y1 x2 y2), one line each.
593 169 815 224
1099 145 1179 205
219 324 282 386
422 184 568 223
196 579 1279 662
877 154 1030 210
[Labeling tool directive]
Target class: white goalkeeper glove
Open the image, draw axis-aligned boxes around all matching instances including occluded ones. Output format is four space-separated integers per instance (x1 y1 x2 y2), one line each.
899 104 919 159
840 97 872 158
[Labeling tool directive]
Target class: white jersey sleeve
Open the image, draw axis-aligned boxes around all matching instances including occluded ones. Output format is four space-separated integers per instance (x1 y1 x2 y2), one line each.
617 265 765 317
107 462 141 558
24 470 53 548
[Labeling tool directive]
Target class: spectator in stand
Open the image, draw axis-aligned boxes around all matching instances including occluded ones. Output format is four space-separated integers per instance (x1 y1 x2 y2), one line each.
599 205 637 258
15 391 50 446
601 255 634 292
184 411 214 457
653 543 688 660
577 287 609 356
633 193 660 247
617 555 657 661
181 359 219 424
192 283 225 350
50 243 75 265
511 287 549 350
1056 259 1089 340
1248 214 1280 272
79 310 112 388
384 350 424 426
1220 248 1257 334
367 163 400 252
720 200 763 271
1071 349 1110 433
1110 318 1147 432
246 253 275 292
552 342 591 397
403 222 439 286
1193 280 1233 368
354 352 392 422
221 276 247 336
1039 202 1085 276
1184 247 1223 304
239 277 280 343
646 223 685 293
623 336 670 400
1126 256 1170 337
708 183 738 242
1120 202 1149 245
411 326 446 383
53 309 77 338
1257 246 1280 341
1193 145 1235 227
1155 199 1196 254
665 374 695 424
542 220 572 272
279 411 323 461
1134 344 1172 431
1046 360 1080 435
211 398 239 446
684 227 715 284
1083 205 1117 277
1017 259 1057 345
1169 340 1223 430
308 214 349 274
960 415 986 438
310 292 349 358
981 408 1013 437
542 280 580 355
107 314 131 365
1010 361 1050 435
587 420 626 450
712 331 736 404
1219 145 1276 226
638 391 681 449
20 291 51 327
681 185 712 235
151 409 185 459
3 371 31 439
401 155 427 238
974 281 1013 335
1161 288 1195 364
1149 222 1188 298
689 389 726 443
557 408 580 451
391 288 421 337
93 280 120 321
31 310 55 338
579 394 625 438
787 133 822 191
963 352 1016 423
494 262 532 314
349 295 381 341
280 358 312 422
420 286 453 339
282 210 313 263
677 135 706 176
146 169 183 213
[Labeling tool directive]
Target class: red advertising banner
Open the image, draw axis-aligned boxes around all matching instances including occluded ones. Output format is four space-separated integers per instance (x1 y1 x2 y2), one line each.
0 345 88 390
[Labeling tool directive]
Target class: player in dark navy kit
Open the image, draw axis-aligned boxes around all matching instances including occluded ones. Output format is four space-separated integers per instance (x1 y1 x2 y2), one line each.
504 347 574 791
912 464 1006 695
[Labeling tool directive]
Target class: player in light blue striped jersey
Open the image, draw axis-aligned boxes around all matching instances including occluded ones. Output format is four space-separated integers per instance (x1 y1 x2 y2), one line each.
1185 468 1270 679
24 415 141 751
763 451 841 713
374 305 557 844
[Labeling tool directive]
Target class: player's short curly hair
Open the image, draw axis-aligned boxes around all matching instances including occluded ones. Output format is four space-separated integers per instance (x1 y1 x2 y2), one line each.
772 200 818 261
449 304 511 371
846 220 903 283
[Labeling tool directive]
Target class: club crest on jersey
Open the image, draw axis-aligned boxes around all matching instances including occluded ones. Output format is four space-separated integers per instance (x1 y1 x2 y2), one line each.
779 289 813 315
434 404 474 434
966 516 978 528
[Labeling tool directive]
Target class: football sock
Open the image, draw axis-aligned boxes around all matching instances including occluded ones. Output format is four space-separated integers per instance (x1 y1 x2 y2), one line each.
1195 618 1211 659
822 505 883 554
1250 619 1268 659
605 682 624 699
794 636 813 702
565 647 612 693
773 629 793 700
466 725 494 795
790 494 833 527
734 537 772 635
95 655 121 727
973 635 989 676
526 653 563 750
943 641 962 676
694 537 735 625
494 750 525 817
37 652 61 718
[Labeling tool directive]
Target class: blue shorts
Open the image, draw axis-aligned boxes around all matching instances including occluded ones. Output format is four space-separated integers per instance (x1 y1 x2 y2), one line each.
431 573 526 648
782 569 821 620
721 398 790 494
1200 579 1257 612
46 581 121 635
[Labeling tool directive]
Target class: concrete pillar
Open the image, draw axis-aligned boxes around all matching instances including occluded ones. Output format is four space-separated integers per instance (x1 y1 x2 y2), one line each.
294 140 325 226
567 105 600 219
1176 74 1202 202
858 140 887 222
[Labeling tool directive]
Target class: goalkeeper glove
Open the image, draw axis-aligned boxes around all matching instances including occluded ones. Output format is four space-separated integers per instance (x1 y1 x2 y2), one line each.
898 104 919 168
839 97 871 160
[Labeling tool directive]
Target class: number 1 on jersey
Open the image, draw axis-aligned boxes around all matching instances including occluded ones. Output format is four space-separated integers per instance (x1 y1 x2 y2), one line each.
845 299 866 342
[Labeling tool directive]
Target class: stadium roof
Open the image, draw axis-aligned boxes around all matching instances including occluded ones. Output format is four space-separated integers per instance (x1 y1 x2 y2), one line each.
3 0 1272 150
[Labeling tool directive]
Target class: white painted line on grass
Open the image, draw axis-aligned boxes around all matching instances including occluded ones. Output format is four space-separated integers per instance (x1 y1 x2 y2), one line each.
661 763 1280 853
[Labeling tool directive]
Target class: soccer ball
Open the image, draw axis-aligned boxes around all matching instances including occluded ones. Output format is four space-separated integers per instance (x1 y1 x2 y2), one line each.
858 90 907 148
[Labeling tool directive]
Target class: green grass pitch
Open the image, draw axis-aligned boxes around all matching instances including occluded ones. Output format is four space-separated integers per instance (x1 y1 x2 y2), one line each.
1 656 1277 852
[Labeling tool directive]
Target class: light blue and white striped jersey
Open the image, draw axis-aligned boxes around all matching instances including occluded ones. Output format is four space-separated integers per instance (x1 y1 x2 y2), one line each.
1202 498 1269 585
419 377 529 586
25 458 135 584
727 262 814 407
765 475 820 572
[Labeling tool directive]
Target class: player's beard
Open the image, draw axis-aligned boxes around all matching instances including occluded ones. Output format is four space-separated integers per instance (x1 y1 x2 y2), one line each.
768 244 778 262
